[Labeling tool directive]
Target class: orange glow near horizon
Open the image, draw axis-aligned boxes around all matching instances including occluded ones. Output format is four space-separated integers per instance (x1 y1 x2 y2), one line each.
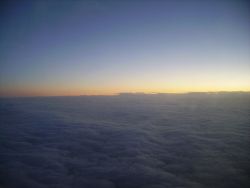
1 69 250 97
1 83 250 97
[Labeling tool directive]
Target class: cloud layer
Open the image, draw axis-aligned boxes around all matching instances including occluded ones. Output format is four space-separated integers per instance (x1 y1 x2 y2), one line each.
1 94 250 188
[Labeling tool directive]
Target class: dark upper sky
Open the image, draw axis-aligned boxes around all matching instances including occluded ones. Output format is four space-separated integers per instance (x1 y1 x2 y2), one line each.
0 0 250 96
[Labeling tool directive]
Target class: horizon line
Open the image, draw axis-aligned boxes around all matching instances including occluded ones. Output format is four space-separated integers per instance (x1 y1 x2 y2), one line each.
1 90 250 98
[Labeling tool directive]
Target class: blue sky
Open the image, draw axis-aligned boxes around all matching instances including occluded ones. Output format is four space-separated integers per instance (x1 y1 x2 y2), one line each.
0 0 249 96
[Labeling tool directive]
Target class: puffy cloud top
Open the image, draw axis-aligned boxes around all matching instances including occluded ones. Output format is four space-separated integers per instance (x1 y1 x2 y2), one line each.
0 94 250 187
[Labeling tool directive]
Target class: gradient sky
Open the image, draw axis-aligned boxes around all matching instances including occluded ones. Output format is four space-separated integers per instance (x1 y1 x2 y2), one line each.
0 0 250 96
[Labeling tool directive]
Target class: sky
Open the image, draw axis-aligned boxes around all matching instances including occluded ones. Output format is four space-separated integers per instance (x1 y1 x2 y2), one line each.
0 0 250 96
